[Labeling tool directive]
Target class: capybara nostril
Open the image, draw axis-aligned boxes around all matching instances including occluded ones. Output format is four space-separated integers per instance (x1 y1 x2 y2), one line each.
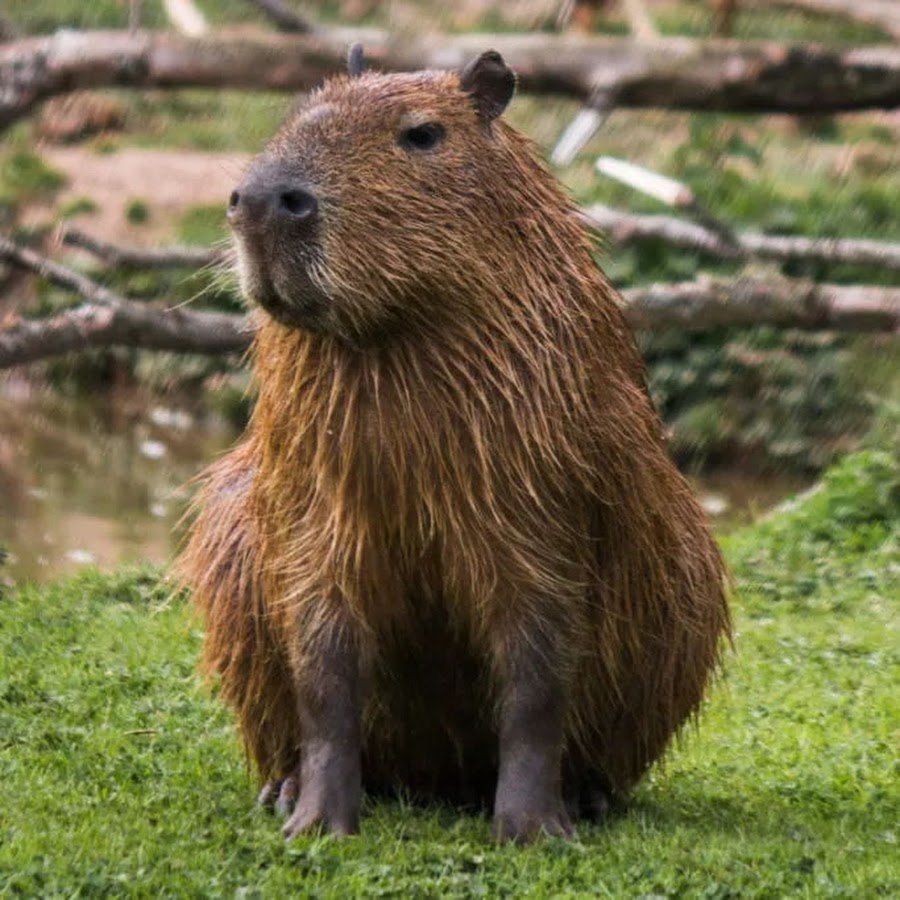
278 189 318 221
228 190 240 211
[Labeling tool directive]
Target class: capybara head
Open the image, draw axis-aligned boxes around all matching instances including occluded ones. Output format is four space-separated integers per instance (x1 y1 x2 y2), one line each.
228 51 529 343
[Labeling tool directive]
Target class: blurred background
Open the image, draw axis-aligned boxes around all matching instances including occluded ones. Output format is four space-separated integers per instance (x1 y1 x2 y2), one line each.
1 0 897 587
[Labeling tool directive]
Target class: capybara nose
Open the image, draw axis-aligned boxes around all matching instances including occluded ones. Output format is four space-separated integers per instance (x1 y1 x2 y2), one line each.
228 177 319 229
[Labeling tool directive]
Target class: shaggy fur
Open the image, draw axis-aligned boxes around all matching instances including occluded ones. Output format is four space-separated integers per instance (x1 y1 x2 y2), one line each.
179 59 730 824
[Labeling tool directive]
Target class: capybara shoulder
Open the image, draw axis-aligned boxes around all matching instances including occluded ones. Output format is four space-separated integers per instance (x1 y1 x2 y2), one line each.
179 49 730 843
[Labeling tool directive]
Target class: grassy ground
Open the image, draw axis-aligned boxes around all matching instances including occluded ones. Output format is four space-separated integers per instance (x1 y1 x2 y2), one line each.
1 449 896 897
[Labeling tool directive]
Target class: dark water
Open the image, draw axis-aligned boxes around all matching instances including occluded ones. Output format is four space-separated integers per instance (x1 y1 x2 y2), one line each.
0 381 235 587
0 381 810 587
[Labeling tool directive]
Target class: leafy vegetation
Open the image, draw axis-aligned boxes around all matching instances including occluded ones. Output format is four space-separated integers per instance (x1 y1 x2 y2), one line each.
1 450 896 896
0 149 66 225
642 328 900 471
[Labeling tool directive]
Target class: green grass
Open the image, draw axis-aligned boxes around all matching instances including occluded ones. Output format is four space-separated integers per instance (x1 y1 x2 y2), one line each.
8 0 892 41
1 450 896 896
95 89 290 154
654 0 889 43
8 0 166 33
177 202 229 246
0 148 66 224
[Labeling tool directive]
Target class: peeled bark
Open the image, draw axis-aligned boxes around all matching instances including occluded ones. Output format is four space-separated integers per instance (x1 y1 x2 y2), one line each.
2 28 900 132
584 204 900 272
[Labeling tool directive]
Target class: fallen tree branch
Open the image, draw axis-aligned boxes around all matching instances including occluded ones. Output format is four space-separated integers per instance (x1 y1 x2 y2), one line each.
2 235 897 367
620 278 899 333
551 89 619 167
3 29 900 132
1 235 124 306
583 204 900 272
0 301 251 367
50 208 900 283
596 156 696 208
595 156 742 249
0 235 250 366
62 228 224 269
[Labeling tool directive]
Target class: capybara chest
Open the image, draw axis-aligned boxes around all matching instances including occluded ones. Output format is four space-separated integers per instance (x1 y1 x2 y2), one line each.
179 49 730 842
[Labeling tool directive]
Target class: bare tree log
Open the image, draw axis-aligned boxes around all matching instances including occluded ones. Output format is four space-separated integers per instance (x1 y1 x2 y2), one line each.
0 300 251 367
62 228 224 269
247 0 314 33
620 278 900 333
0 272 893 369
762 0 900 40
0 235 250 366
3 29 900 132
1 236 896 367
583 204 900 272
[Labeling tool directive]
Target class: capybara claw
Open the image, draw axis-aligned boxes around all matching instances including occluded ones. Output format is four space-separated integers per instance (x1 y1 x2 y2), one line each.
282 801 359 840
257 776 299 816
492 808 574 844
257 778 281 808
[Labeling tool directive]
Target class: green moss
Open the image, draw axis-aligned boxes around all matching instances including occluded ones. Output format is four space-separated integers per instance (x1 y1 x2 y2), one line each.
125 198 150 224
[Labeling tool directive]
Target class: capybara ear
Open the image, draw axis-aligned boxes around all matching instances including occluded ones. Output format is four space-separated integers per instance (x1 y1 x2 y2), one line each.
347 43 366 77
460 50 516 122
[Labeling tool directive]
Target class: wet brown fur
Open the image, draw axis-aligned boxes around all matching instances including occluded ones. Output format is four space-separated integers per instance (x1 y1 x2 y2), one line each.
179 64 730 811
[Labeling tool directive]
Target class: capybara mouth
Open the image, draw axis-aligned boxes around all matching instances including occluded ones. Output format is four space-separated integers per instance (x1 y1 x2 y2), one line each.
234 237 331 332
251 275 330 332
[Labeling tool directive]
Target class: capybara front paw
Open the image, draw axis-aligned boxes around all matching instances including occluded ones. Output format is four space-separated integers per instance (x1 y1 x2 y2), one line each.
492 804 573 844
281 777 360 840
257 776 300 816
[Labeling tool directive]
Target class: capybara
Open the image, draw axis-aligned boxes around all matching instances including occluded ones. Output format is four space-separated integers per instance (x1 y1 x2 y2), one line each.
178 49 730 843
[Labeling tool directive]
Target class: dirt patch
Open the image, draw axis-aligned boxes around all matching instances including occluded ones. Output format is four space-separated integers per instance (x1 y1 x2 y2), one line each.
24 147 252 245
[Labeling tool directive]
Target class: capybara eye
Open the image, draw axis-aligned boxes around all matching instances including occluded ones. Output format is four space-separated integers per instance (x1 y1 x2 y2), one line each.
399 123 445 152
